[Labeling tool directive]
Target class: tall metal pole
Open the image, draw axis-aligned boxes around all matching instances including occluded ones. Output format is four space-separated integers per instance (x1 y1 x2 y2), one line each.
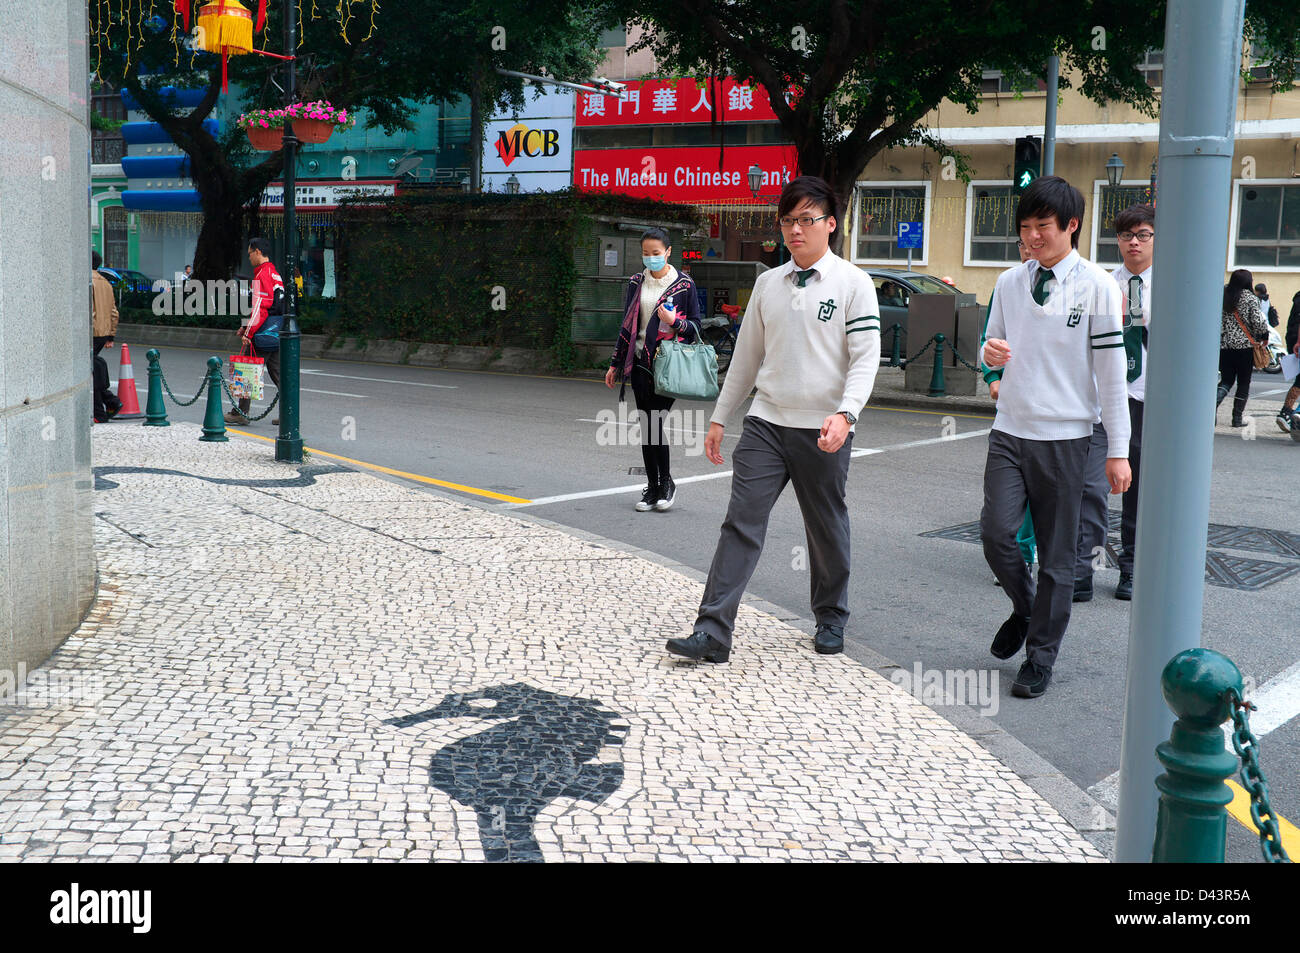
1042 55 1058 175
275 0 303 463
1114 0 1245 862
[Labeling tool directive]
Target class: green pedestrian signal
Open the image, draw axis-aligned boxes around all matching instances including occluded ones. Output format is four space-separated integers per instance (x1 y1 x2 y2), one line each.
1014 136 1041 195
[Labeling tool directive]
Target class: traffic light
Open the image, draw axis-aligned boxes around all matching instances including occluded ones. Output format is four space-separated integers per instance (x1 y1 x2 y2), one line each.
1014 137 1041 194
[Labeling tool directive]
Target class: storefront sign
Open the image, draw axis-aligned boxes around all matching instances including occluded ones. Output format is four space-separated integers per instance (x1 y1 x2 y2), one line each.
260 180 396 210
573 144 798 202
576 77 781 127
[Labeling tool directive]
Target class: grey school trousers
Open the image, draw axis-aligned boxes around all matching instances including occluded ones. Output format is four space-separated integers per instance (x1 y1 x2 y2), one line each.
981 429 1091 669
694 415 853 648
1075 423 1111 581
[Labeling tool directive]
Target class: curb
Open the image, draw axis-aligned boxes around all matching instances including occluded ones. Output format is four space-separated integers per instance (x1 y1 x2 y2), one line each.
341 457 1115 858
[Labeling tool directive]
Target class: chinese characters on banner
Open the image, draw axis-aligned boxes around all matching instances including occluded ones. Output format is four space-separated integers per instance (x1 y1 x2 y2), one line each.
575 77 781 127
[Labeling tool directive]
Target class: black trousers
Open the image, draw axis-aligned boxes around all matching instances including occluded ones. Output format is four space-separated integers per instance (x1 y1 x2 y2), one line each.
92 336 119 419
1219 347 1255 418
1119 398 1144 576
629 349 675 490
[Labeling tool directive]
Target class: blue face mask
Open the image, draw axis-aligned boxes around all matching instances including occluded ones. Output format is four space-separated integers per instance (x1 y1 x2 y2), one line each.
643 255 667 271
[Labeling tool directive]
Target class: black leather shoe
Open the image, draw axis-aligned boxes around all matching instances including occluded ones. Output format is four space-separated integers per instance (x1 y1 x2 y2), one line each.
990 612 1030 660
666 631 729 663
1115 573 1133 601
1012 659 1053 698
1072 575 1093 602
814 624 844 655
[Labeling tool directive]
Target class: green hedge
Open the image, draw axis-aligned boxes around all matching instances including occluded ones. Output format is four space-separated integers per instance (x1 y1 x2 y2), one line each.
120 298 333 336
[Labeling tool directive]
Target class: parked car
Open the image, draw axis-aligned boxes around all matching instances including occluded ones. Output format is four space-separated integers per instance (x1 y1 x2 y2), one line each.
97 267 156 296
867 269 980 361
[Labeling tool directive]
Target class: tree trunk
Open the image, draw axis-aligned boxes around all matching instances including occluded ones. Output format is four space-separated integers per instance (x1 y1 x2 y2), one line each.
469 69 483 192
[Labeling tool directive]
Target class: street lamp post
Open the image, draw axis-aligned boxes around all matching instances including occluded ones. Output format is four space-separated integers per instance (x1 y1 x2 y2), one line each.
506 174 520 194
1106 153 1126 187
274 0 303 463
748 164 784 264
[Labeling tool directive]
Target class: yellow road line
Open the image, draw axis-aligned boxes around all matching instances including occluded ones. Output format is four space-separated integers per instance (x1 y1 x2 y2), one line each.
1226 779 1299 859
226 429 533 503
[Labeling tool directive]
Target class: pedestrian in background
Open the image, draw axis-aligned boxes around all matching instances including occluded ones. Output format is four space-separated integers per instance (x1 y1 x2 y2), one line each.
604 227 702 512
666 175 880 663
91 250 122 423
980 175 1131 699
226 238 284 426
1277 290 1300 433
1255 283 1279 328
1217 269 1269 429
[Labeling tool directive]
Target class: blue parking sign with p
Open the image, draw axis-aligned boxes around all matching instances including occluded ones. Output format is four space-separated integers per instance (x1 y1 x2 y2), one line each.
897 221 923 249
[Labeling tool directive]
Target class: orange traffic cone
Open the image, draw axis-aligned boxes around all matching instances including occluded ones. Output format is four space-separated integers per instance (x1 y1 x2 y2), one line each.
115 344 145 419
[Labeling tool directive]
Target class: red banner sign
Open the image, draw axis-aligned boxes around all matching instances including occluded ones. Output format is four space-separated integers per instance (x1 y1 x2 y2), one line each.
576 77 782 127
573 145 798 202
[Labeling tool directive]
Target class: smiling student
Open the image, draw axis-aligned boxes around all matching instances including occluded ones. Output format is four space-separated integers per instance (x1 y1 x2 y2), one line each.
979 176 1131 699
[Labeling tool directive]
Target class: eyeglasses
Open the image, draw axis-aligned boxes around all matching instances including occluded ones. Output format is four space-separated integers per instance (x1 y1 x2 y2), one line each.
1117 230 1155 243
1016 240 1026 248
779 214 831 228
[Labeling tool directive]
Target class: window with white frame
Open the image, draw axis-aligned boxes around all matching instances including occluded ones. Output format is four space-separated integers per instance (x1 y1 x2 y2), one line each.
854 184 928 263
1234 182 1300 270
979 67 1046 95
968 184 1020 264
1093 184 1154 265
1137 50 1163 88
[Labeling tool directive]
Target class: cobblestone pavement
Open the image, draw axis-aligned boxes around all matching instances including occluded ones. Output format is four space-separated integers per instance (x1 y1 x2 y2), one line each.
0 425 1104 862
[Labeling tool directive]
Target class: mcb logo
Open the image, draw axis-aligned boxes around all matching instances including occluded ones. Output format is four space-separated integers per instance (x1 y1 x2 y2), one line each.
495 123 560 166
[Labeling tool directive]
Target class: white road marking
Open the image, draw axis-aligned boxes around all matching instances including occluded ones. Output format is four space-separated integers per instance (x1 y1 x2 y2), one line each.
301 388 367 398
575 418 741 440
302 369 456 389
508 427 993 508
1089 657 1300 811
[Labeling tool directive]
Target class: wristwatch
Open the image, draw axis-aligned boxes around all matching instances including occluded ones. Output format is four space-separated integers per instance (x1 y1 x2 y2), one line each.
838 410 857 425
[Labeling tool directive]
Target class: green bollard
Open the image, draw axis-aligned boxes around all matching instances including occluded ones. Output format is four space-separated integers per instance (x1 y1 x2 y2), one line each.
928 333 946 397
143 349 169 427
889 324 902 367
1151 648 1242 863
199 356 229 443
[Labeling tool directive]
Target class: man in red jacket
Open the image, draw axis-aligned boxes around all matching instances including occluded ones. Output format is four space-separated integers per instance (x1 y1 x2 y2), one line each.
226 238 284 425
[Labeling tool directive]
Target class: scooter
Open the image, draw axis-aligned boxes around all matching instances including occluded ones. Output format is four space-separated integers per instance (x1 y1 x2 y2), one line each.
1264 325 1287 373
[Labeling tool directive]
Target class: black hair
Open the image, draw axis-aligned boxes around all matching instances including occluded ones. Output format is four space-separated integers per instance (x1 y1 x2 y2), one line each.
1224 269 1254 314
1014 175 1084 248
1114 203 1155 235
91 250 102 269
248 237 273 259
1254 282 1267 296
777 175 840 235
640 227 670 248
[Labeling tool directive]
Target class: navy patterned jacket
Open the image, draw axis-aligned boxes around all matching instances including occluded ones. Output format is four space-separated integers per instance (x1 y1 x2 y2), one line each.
610 270 703 393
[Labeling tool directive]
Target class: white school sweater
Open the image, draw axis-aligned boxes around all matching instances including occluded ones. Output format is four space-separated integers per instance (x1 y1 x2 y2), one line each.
710 249 881 430
979 250 1131 457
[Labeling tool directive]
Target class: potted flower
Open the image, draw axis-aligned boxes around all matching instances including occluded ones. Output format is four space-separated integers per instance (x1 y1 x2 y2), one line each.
761 239 777 252
236 101 356 150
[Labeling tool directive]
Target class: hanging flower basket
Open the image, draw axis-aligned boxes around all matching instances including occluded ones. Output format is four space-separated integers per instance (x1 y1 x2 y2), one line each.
761 240 778 252
237 101 356 150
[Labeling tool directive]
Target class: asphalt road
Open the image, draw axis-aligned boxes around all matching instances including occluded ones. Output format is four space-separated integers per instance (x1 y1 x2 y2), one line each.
108 341 1299 862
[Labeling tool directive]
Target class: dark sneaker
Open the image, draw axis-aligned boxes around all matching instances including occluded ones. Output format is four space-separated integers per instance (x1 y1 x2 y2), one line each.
635 485 658 512
223 410 244 424
1115 573 1133 601
1073 575 1093 603
666 631 730 663
990 612 1030 660
1011 659 1053 698
654 476 676 512
271 418 279 426
1277 410 1293 434
813 623 844 655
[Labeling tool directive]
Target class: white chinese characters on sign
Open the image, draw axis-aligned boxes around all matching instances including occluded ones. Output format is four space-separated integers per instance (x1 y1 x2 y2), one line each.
617 89 640 116
690 87 711 113
728 85 754 112
651 87 677 113
582 94 605 117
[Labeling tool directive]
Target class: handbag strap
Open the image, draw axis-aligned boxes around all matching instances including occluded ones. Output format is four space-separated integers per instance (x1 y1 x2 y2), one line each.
1233 310 1261 347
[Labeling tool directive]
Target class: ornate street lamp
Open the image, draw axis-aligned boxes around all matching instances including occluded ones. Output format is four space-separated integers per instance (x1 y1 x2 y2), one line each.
1106 153 1126 188
506 174 520 195
747 164 763 198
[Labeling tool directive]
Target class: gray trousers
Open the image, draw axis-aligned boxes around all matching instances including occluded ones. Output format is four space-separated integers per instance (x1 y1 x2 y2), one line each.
981 430 1091 669
695 416 852 647
1075 423 1111 581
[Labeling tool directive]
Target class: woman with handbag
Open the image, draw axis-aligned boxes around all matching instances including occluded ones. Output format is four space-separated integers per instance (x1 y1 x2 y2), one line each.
604 228 702 512
1218 268 1270 428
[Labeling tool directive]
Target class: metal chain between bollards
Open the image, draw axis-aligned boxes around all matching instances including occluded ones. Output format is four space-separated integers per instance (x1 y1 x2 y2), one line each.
159 368 208 407
218 376 281 423
1227 691 1291 863
947 343 982 373
902 335 936 367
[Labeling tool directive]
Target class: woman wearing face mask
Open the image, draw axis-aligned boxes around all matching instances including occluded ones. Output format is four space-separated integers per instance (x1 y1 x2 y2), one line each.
605 227 703 512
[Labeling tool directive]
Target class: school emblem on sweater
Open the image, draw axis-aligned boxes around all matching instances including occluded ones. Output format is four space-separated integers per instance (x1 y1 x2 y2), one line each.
817 298 838 322
1067 304 1084 328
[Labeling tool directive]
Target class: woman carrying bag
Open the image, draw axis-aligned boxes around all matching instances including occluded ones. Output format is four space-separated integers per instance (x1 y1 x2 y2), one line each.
604 228 703 512
1217 268 1270 428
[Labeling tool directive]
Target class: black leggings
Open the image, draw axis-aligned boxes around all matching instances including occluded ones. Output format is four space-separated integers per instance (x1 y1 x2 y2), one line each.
630 350 675 488
1219 348 1255 418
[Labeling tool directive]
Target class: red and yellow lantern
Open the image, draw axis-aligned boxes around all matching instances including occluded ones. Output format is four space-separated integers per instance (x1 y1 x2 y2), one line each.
190 1 270 92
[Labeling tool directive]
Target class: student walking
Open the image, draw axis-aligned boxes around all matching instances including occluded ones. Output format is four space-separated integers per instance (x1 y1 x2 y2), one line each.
1217 269 1269 429
605 228 702 512
666 176 880 663
979 176 1131 698
1275 290 1300 434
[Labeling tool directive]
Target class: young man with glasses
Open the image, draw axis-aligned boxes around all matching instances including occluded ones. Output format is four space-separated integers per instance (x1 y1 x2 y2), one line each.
666 175 881 663
980 176 1131 698
1076 205 1154 600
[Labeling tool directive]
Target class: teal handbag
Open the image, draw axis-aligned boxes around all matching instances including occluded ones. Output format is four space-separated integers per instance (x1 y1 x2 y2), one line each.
652 338 720 400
